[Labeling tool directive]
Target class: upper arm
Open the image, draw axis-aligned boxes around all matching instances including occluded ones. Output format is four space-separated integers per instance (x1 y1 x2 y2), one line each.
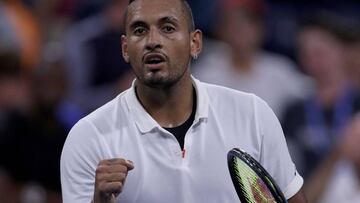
255 96 304 198
61 120 102 203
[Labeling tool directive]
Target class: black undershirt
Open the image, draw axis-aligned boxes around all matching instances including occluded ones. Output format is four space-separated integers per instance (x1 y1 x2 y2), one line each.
164 88 197 150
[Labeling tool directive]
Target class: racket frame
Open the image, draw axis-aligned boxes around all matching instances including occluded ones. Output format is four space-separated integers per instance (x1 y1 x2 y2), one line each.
227 148 287 203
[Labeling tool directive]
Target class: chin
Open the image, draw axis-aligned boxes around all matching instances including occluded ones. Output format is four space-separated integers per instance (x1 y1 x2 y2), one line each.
143 75 178 88
145 79 171 88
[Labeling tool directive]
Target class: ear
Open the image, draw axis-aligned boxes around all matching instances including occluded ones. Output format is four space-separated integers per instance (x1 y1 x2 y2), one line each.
121 35 130 63
190 29 203 59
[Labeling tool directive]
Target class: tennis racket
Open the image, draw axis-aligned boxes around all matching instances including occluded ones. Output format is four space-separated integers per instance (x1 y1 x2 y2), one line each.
227 148 287 203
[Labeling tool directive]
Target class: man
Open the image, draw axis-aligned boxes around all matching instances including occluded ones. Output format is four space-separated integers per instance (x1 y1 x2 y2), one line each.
60 0 307 202
282 12 360 203
64 0 133 113
193 0 308 120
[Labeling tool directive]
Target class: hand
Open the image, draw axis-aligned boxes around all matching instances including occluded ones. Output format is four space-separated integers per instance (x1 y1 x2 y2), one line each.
93 158 134 203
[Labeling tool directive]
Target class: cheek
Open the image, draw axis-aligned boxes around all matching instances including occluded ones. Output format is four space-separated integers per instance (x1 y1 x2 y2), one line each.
127 44 143 67
170 38 191 63
171 49 190 70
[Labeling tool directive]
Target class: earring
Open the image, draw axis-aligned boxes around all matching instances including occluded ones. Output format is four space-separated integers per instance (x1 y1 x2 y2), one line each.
192 53 198 60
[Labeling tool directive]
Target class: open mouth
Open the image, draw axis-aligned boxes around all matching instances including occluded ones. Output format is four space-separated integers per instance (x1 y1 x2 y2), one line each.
144 53 166 66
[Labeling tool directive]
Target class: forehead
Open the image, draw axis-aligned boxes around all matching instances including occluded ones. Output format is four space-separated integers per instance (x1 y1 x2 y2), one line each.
127 0 185 24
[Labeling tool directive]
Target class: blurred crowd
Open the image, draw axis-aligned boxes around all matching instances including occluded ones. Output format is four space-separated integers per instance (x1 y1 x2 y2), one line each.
0 0 360 202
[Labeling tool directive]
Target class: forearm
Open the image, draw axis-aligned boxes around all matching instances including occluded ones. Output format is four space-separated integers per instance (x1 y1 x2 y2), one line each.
288 188 308 203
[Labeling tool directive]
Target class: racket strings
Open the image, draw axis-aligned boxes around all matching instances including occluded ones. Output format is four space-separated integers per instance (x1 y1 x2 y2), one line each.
233 157 276 203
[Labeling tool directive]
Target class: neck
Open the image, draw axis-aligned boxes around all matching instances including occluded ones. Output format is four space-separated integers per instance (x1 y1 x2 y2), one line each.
135 72 194 128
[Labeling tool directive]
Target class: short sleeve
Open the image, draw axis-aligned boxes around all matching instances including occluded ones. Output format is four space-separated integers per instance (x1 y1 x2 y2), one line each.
60 119 104 203
255 97 304 199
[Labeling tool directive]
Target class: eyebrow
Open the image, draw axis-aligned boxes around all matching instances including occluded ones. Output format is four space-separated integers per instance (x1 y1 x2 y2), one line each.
128 16 180 32
129 21 148 31
159 16 179 25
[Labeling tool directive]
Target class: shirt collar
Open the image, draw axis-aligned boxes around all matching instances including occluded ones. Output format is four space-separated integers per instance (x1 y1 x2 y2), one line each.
192 76 209 122
124 76 209 134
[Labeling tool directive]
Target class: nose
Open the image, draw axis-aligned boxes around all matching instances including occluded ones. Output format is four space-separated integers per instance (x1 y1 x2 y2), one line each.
145 27 162 51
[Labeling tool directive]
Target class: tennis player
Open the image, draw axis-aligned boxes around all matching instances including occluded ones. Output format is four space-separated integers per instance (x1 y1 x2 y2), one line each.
60 0 307 202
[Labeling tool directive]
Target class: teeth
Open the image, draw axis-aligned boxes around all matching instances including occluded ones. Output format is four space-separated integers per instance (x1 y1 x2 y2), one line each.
147 57 163 64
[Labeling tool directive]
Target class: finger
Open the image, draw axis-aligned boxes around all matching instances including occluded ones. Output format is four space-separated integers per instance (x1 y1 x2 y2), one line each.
99 158 134 169
99 158 127 165
97 172 127 183
96 164 130 174
124 160 134 171
99 181 124 195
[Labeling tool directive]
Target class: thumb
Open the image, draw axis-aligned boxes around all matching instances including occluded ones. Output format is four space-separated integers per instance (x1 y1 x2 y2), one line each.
109 193 117 202
125 160 134 171
97 193 116 203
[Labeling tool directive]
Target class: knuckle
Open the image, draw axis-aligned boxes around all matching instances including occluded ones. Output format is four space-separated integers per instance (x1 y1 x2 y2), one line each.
95 165 105 174
109 158 122 162
119 165 127 172
98 182 108 192
95 173 106 183
98 159 107 166
105 182 123 194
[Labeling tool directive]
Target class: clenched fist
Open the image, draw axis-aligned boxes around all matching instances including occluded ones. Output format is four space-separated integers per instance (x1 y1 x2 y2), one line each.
93 158 134 203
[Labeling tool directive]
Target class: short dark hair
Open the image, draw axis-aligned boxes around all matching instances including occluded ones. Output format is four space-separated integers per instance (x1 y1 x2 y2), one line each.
125 0 195 32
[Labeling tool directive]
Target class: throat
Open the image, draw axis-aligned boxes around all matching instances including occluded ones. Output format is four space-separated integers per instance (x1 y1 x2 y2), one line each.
135 78 195 127
164 90 197 150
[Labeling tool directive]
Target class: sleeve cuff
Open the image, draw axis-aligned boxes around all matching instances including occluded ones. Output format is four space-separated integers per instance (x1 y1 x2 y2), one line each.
283 171 304 199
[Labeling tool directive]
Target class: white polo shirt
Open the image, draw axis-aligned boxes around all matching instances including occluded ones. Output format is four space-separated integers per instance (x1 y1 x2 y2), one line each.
61 77 303 203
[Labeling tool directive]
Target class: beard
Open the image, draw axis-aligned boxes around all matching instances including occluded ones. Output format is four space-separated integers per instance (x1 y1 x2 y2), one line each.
134 63 189 89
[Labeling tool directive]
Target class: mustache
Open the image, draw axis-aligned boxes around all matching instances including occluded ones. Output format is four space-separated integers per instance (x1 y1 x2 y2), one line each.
142 51 168 63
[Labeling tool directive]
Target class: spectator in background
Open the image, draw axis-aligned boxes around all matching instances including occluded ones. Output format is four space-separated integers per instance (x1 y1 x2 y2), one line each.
0 52 32 115
282 12 360 203
339 114 360 202
0 47 82 203
0 0 42 71
193 0 308 119
0 51 32 203
64 0 134 113
344 26 360 91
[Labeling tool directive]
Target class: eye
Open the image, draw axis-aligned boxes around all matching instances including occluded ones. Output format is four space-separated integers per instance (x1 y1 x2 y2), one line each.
133 27 147 36
162 25 176 34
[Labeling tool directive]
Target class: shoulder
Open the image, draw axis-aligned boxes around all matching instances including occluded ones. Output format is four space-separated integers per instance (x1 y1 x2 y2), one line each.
61 90 131 167
66 90 130 141
201 81 257 103
199 80 272 118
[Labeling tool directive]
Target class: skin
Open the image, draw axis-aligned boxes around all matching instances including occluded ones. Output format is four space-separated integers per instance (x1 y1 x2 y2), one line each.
93 0 202 202
93 159 134 203
289 190 308 203
345 41 360 89
298 27 348 109
93 0 307 202
304 115 360 203
295 26 348 203
121 0 202 127
215 8 264 72
298 27 346 87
